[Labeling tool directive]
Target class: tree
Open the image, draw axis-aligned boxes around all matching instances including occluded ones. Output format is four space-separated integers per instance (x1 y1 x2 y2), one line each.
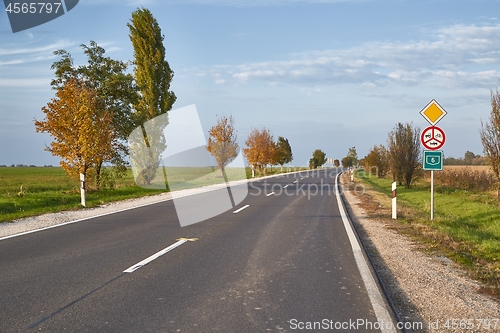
50 41 135 188
34 79 117 189
387 122 421 188
464 151 478 165
363 144 389 178
128 8 176 185
333 159 340 167
274 136 293 172
480 89 500 208
128 7 176 124
268 141 279 171
243 128 274 175
341 156 354 168
347 147 359 166
207 115 239 177
309 149 327 169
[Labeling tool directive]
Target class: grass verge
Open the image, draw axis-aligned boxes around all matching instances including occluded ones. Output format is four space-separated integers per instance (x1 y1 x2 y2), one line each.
0 166 307 223
353 170 500 298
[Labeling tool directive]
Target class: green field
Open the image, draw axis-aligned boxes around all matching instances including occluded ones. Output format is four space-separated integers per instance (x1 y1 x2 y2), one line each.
0 166 303 223
355 170 500 296
0 167 166 222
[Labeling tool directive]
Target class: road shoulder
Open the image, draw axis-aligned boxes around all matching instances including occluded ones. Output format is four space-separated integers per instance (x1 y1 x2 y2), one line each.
340 173 500 333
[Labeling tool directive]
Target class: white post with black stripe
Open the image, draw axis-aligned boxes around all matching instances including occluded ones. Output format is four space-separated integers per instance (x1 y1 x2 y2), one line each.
391 182 397 220
80 173 86 207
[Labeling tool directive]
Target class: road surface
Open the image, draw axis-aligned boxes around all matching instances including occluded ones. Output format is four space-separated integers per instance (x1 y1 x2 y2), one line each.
0 169 396 332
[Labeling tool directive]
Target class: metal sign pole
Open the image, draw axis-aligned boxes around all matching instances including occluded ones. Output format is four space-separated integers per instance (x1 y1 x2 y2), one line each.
430 170 434 220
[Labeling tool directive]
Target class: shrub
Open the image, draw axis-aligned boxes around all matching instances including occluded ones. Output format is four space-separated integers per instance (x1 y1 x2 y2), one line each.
431 167 495 192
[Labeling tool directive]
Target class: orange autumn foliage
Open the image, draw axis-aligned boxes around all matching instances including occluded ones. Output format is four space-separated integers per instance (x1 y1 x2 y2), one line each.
243 127 275 175
34 78 118 189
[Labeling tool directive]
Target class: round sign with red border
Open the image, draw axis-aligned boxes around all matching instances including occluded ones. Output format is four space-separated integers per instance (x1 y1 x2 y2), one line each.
421 126 446 150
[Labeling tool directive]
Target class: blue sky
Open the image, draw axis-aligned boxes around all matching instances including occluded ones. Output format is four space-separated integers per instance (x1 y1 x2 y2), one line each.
1 0 500 166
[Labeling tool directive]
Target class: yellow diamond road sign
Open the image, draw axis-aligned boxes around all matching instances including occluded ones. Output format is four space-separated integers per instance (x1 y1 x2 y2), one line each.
420 99 447 125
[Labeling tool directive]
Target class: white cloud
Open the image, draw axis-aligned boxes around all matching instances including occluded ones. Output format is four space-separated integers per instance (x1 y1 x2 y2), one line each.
0 39 74 56
0 39 76 67
204 23 500 89
0 78 50 87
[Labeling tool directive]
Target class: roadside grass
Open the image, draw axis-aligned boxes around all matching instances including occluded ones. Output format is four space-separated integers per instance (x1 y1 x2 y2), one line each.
354 169 500 297
0 165 307 223
0 167 165 222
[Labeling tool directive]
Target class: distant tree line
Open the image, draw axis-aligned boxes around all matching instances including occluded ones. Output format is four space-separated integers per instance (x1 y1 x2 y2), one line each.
444 151 488 166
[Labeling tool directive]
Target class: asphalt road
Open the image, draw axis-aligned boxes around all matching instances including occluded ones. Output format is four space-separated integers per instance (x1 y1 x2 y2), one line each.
0 169 394 332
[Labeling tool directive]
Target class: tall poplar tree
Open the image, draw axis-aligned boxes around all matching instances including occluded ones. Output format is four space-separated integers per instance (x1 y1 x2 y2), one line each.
128 7 176 185
128 7 176 124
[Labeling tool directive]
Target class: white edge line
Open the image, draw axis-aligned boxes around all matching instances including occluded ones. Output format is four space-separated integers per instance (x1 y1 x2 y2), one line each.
0 198 173 242
124 239 188 273
0 169 315 242
233 204 250 214
266 192 275 197
334 173 397 333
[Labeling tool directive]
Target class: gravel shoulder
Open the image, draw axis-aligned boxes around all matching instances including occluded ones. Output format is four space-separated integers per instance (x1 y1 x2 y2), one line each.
340 173 500 333
0 173 286 239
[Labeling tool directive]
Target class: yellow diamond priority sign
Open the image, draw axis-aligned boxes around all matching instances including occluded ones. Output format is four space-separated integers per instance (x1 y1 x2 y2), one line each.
420 99 447 125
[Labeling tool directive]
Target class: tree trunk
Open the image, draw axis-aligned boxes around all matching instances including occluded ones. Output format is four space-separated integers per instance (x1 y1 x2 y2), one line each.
95 161 102 190
498 184 500 209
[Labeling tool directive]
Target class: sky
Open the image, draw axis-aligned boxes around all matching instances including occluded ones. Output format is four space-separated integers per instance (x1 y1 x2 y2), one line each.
1 0 500 167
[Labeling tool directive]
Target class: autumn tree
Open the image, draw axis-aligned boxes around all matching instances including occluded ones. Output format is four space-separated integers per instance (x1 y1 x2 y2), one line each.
49 41 135 187
309 149 327 169
128 7 176 185
387 122 421 188
268 141 279 172
244 128 274 175
274 136 293 172
363 144 389 178
480 89 500 208
207 115 239 177
34 79 118 189
333 159 340 167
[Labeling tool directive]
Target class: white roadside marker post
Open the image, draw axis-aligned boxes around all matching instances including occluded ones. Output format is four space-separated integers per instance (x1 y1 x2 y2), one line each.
80 173 86 207
392 182 397 220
